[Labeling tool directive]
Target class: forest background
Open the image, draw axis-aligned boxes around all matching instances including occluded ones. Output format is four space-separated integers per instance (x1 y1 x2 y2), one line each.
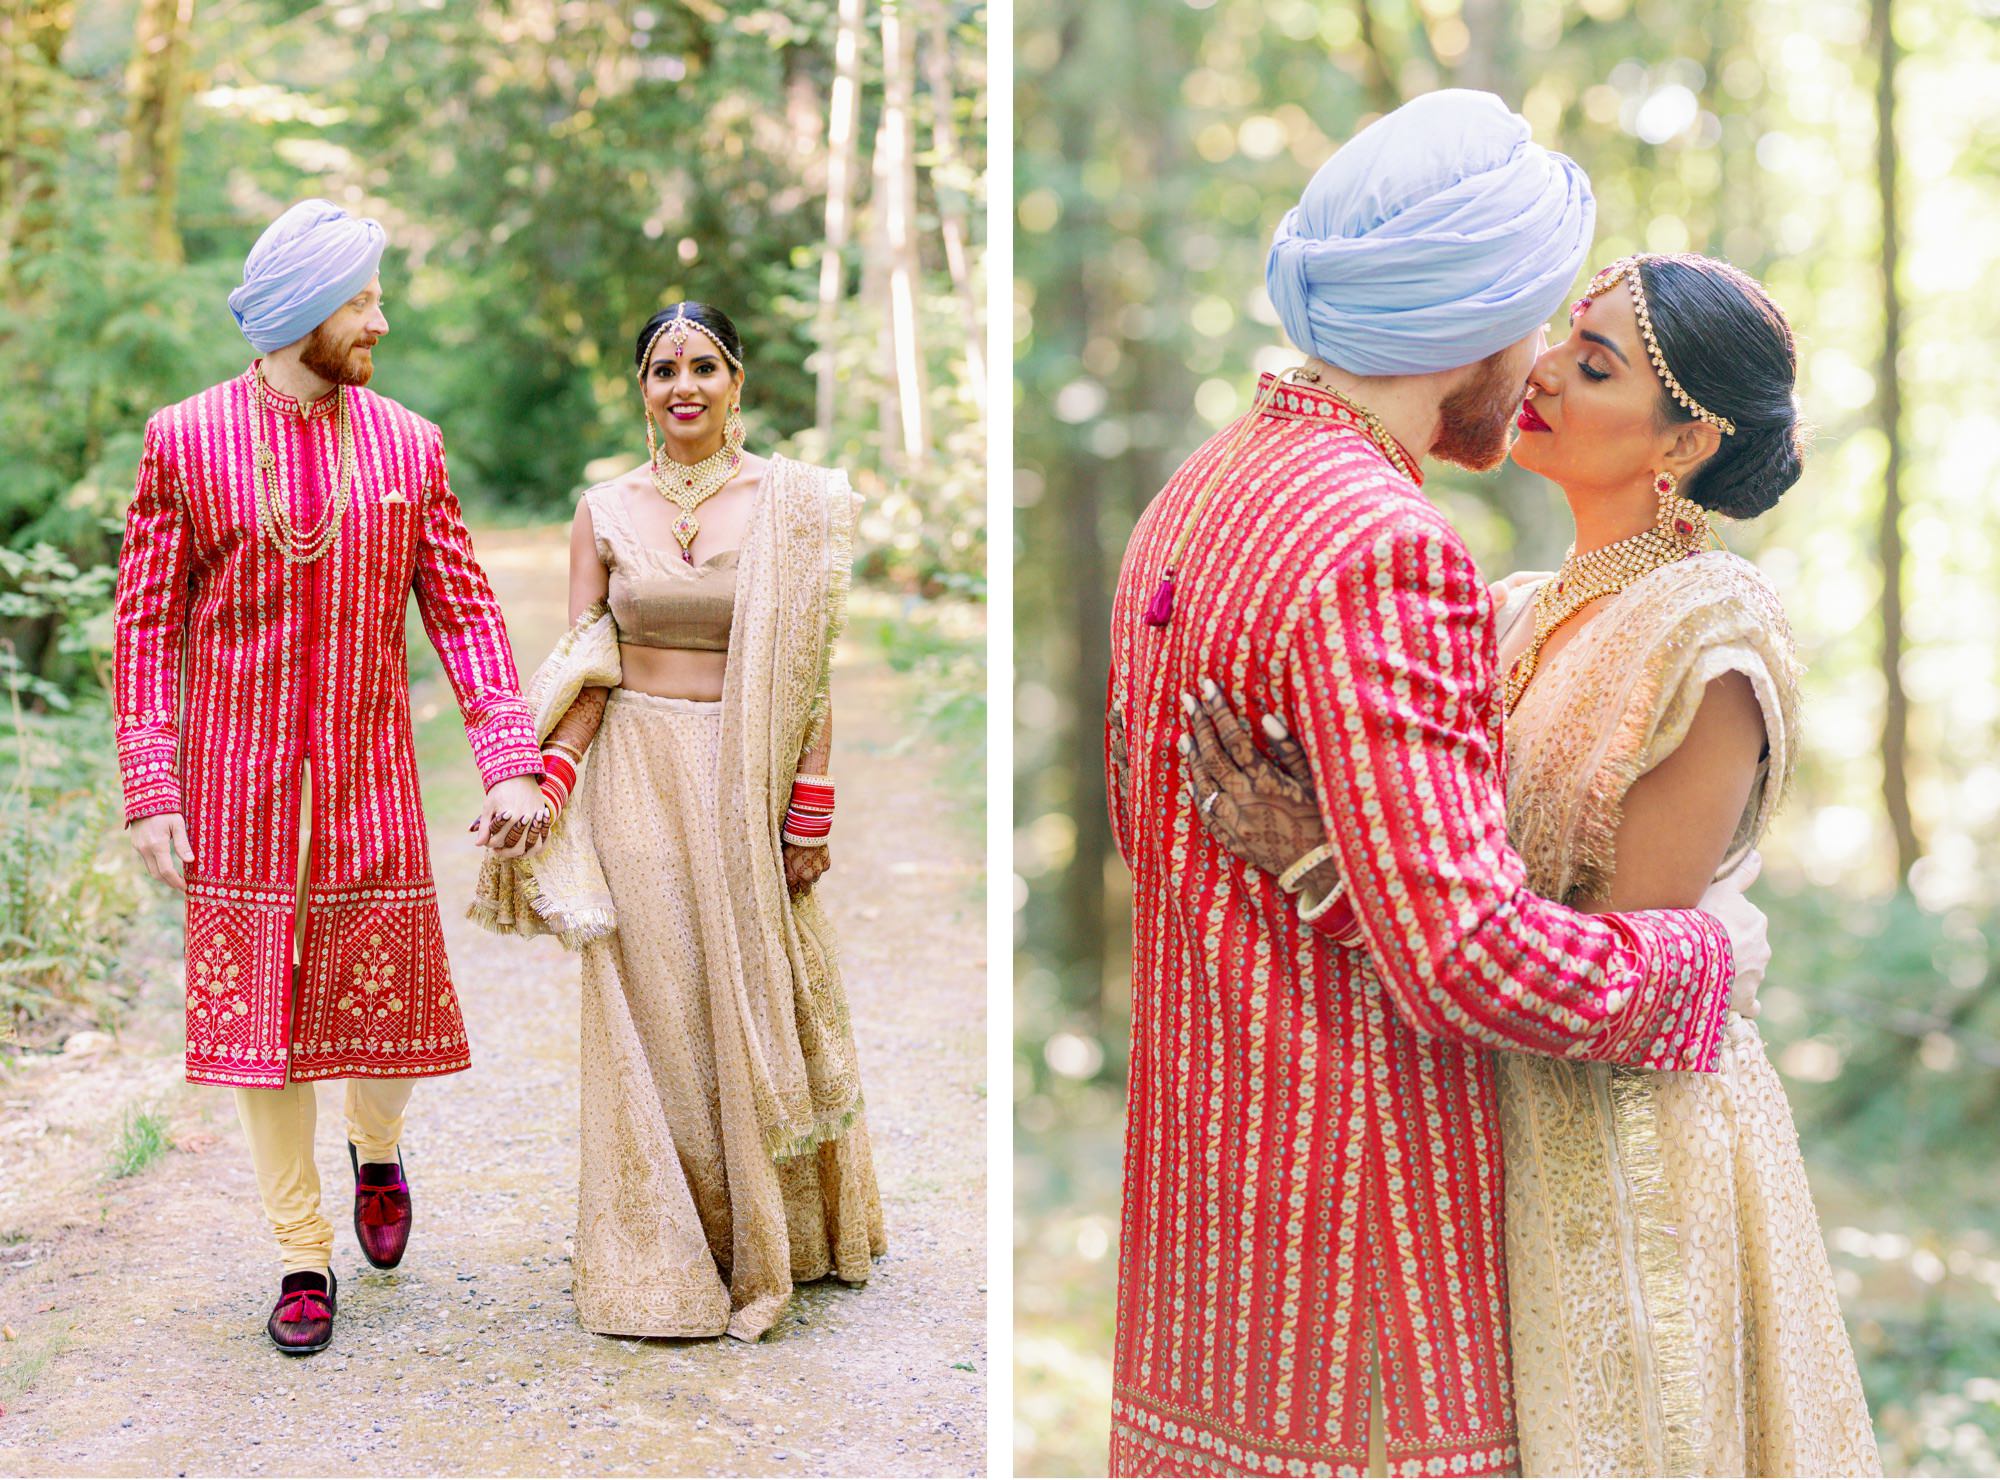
1014 0 2000 1474
0 0 986 1059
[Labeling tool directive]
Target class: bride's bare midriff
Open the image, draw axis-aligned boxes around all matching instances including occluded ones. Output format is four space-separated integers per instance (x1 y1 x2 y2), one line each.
618 646 727 702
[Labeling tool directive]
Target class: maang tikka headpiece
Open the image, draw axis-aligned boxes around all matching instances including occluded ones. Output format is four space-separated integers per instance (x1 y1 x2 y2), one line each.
1575 256 1736 437
638 304 743 380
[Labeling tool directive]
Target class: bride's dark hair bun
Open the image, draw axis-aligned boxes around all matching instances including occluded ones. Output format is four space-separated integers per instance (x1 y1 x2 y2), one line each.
1638 255 1804 519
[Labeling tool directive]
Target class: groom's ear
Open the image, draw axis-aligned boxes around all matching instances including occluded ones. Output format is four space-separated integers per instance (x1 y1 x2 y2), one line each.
1665 419 1722 473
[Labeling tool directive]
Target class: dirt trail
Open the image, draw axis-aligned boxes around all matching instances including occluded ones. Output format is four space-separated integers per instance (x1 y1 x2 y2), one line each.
0 525 986 1477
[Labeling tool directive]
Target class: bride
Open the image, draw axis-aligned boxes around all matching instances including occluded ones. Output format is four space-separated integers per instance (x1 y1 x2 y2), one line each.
1183 253 1879 1476
471 300 884 1341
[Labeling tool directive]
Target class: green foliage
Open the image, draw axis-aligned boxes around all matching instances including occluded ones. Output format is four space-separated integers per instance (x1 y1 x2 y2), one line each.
874 603 986 761
106 1103 172 1180
0 705 153 1042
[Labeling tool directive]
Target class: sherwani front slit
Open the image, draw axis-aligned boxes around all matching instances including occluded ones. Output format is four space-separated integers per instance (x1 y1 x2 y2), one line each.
113 369 541 1092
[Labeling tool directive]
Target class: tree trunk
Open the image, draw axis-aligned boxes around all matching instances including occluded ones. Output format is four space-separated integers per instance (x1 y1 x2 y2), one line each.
866 110 900 470
1 0 77 292
878 0 928 466
923 0 983 408
1454 0 1511 99
120 0 197 265
1350 0 1401 114
814 0 864 444
1052 17 1106 1023
1872 0 1921 884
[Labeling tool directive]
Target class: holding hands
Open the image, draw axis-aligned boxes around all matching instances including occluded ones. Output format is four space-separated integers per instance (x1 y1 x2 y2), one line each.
470 774 554 861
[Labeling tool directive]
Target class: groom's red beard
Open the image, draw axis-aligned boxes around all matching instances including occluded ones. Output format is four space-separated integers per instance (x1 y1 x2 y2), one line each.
299 323 377 387
1432 349 1524 472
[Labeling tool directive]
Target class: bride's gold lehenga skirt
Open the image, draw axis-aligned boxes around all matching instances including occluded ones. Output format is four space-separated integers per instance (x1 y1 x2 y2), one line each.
1499 1017 1881 1476
571 689 885 1341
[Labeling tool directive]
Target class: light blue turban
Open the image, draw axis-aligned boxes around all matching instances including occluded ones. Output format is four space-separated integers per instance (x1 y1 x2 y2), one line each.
1266 90 1595 376
227 200 385 352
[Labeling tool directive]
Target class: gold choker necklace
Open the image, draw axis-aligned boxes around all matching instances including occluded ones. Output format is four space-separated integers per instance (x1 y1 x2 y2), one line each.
1503 526 1701 713
647 440 741 560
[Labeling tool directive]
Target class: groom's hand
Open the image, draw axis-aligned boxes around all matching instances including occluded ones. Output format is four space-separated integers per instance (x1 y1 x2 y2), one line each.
1182 677 1328 881
472 775 552 861
130 812 195 892
1699 850 1769 1018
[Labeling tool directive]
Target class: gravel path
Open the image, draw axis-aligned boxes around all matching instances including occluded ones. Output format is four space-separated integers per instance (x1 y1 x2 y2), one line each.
0 525 986 1477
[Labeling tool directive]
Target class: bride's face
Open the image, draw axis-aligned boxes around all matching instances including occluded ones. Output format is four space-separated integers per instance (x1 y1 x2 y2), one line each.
1508 283 1693 493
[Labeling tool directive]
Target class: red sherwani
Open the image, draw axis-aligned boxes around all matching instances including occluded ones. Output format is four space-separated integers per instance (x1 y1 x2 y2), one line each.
113 368 541 1089
1105 376 1736 1477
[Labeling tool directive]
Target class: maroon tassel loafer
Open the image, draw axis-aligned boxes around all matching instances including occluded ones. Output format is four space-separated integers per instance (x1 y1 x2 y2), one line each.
267 1269 337 1354
349 1141 412 1270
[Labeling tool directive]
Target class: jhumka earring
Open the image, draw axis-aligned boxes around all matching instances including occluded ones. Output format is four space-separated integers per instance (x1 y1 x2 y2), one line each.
645 406 661 468
724 401 745 457
1653 469 1710 550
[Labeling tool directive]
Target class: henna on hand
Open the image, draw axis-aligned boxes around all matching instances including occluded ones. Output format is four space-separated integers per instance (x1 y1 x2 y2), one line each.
1181 680 1329 879
546 686 609 761
783 842 830 894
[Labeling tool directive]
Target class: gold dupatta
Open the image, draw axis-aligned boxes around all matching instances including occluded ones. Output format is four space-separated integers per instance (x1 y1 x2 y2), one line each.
714 454 863 1159
469 454 862 1162
466 603 621 948
1495 554 1877 1477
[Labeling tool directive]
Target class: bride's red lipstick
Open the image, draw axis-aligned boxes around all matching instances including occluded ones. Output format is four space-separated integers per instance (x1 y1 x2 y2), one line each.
1515 399 1551 432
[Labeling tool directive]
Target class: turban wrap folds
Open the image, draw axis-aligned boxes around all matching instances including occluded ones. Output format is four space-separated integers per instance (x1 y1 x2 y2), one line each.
1266 90 1595 376
228 199 386 352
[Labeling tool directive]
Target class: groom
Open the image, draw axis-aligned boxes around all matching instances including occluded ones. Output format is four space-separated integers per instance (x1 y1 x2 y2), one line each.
114 200 549 1354
1105 92 1760 1476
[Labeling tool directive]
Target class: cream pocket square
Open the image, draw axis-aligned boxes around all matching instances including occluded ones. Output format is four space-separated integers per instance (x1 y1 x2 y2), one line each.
380 490 411 505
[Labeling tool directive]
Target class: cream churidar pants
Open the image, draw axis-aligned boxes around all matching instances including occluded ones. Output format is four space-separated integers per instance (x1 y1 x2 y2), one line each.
230 759 416 1274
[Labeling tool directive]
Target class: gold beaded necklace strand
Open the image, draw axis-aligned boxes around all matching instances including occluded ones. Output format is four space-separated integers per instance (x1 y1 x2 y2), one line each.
1502 524 1700 714
1144 367 1417 627
249 366 357 566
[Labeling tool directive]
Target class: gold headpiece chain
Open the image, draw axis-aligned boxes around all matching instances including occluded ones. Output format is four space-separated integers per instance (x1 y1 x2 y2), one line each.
638 305 743 379
1578 257 1735 437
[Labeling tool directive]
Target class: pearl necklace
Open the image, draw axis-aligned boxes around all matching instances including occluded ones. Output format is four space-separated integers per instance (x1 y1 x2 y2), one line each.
647 440 741 561
248 367 356 566
1503 527 1700 713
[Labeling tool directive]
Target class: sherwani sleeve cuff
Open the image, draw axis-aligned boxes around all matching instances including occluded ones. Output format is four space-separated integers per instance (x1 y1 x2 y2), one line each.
467 705 543 792
1574 908 1734 1072
117 731 182 826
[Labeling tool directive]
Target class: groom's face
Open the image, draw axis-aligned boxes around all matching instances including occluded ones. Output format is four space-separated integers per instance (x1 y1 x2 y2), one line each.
300 275 389 388
1432 330 1539 473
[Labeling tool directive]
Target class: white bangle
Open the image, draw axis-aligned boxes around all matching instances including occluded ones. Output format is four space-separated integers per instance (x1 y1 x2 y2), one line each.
1278 843 1335 894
